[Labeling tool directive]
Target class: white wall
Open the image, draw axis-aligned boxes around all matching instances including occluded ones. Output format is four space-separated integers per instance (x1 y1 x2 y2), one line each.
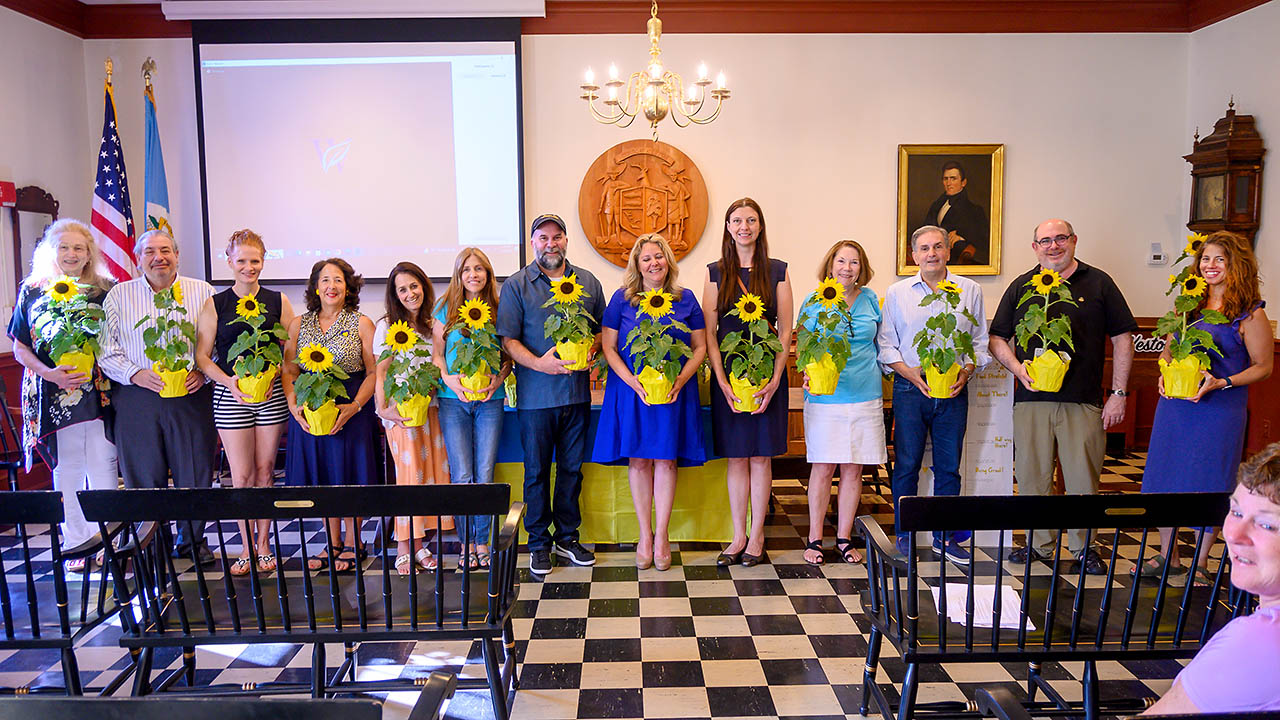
1187 1 1280 312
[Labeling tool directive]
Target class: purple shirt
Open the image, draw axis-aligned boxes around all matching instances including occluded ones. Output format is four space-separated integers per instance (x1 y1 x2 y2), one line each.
1176 605 1280 712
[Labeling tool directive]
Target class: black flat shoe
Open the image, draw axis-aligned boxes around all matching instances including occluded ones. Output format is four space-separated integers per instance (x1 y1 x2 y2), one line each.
740 550 768 567
716 548 744 566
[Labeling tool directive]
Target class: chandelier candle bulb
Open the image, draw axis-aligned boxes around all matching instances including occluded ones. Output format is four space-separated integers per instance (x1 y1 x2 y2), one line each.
585 68 594 84
609 63 619 80
717 72 725 89
698 63 707 81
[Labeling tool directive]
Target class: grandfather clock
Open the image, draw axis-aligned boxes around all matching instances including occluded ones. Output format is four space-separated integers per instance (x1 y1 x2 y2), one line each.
1184 100 1265 244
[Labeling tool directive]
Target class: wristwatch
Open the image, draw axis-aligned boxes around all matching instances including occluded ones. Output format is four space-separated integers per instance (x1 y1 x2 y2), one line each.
1224 376 1235 389
1110 389 1129 397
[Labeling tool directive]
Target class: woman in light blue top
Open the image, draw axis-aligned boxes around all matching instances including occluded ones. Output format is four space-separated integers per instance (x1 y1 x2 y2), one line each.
796 240 885 565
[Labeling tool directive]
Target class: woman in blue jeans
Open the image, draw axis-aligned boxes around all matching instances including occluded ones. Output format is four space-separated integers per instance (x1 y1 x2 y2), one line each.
433 248 511 569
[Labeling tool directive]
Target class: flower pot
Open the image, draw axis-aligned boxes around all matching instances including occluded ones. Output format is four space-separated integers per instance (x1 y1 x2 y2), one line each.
804 353 840 396
459 363 491 402
925 363 961 399
396 393 432 427
637 366 674 405
236 365 277 403
1024 350 1070 393
728 373 765 412
555 338 593 371
154 363 189 398
303 400 340 436
1160 356 1203 399
55 347 95 382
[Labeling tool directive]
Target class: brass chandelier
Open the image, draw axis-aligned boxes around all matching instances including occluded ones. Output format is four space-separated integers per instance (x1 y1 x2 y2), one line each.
579 0 730 139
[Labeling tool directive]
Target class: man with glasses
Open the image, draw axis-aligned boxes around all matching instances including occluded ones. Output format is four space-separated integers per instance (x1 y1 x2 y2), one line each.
989 219 1136 574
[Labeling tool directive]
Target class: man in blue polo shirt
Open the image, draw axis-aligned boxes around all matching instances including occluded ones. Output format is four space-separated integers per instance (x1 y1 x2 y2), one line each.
497 214 605 576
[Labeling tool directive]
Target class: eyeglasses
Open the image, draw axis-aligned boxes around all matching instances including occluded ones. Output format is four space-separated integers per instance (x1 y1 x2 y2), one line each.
1034 234 1074 248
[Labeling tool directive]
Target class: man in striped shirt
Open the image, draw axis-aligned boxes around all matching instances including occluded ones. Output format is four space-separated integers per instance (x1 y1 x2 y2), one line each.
100 229 218 563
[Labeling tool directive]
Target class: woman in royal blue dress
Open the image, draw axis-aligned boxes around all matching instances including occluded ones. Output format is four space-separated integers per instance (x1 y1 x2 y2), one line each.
593 234 707 571
1141 230 1273 585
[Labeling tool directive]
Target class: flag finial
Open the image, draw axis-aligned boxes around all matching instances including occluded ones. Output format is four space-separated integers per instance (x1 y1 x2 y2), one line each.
105 57 113 86
142 57 156 90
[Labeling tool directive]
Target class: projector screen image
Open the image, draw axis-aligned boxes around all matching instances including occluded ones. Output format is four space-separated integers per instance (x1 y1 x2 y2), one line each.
199 41 521 282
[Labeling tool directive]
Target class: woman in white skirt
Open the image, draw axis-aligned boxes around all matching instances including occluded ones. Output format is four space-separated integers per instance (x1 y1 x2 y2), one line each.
797 240 886 565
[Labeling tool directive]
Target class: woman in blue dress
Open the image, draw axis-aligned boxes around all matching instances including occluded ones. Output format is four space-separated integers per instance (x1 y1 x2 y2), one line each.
1142 231 1273 585
593 234 707 571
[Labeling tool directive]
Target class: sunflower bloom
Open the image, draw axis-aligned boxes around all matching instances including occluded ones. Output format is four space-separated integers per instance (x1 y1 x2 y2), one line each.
459 299 492 329
936 279 961 295
298 344 335 373
1030 269 1063 295
235 294 262 319
171 281 184 304
385 321 417 352
638 289 675 320
814 278 844 309
1181 274 1208 297
1185 233 1207 256
549 274 585 304
734 293 765 323
47 276 78 303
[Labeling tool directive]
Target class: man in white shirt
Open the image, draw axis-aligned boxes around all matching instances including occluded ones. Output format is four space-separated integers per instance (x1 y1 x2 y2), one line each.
877 225 991 565
100 230 217 563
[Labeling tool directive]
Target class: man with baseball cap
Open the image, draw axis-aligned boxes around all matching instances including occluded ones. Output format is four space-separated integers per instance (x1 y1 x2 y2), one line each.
497 213 605 575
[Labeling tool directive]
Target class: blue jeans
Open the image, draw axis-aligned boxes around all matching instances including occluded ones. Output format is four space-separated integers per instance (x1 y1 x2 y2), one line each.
517 403 589 550
891 374 968 543
438 396 505 545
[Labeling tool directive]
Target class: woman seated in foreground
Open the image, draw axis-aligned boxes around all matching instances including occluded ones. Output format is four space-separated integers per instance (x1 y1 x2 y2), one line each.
1142 442 1280 714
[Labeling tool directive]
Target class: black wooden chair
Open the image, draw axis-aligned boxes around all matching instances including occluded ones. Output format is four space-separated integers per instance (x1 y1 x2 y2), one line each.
857 492 1253 720
0 376 25 492
79 484 523 719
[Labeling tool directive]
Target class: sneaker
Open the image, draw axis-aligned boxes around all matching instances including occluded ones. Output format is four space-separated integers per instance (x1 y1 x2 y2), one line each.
895 536 911 557
1075 548 1107 576
553 540 596 566
933 538 972 566
1008 546 1047 564
529 549 552 576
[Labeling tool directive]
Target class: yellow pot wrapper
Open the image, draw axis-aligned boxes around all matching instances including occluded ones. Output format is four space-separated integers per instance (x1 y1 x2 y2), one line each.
303 400 340 436
1024 350 1069 393
556 338 593 371
154 363 190 398
236 365 277 403
396 393 432 427
1160 356 1203 399
55 347 95 382
804 354 839 396
459 363 491 402
729 373 765 413
925 363 961 399
637 365 674 405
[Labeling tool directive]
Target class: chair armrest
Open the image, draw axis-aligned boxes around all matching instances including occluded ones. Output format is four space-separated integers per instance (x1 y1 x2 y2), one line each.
494 502 527 552
975 687 1033 720
407 671 457 720
856 515 908 571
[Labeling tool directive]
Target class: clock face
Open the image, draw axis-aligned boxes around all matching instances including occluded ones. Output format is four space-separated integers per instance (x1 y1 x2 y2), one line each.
1195 174 1226 221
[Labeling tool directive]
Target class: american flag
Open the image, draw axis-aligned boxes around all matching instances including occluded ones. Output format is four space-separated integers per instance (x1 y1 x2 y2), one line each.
90 81 137 281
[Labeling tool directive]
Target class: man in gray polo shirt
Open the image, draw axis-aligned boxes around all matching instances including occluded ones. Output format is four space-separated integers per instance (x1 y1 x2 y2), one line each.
497 214 605 576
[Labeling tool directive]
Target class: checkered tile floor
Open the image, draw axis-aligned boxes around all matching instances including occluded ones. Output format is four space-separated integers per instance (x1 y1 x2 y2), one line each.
3 451 1191 719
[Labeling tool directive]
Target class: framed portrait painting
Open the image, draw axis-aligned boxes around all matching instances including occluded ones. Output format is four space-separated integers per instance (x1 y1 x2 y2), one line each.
896 144 1004 276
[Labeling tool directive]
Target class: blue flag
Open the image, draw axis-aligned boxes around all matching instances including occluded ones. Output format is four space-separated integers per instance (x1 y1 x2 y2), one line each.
143 85 171 237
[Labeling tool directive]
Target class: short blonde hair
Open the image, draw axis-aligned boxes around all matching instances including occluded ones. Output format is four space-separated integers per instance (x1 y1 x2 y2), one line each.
622 233 682 305
816 239 873 288
27 218 114 293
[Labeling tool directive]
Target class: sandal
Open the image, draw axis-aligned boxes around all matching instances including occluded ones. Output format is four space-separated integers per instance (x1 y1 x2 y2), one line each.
475 550 491 569
457 552 480 572
307 544 346 571
228 556 253 577
803 539 825 566
835 537 863 564
1178 566 1216 588
395 553 415 576
256 553 277 574
333 550 358 573
415 547 437 571
1131 553 1184 579
65 556 89 574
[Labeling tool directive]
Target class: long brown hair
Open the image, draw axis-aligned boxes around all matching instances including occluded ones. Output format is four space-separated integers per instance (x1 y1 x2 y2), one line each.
437 248 500 336
622 233 682 306
382 262 435 336
716 197 773 313
1195 231 1261 321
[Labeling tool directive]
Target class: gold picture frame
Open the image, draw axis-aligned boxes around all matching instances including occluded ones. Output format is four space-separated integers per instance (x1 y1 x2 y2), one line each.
897 144 1004 276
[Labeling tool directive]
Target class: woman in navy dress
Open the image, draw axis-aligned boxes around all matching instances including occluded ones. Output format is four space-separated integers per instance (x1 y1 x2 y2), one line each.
283 258 378 572
702 198 793 567
593 234 707 571
1142 231 1273 584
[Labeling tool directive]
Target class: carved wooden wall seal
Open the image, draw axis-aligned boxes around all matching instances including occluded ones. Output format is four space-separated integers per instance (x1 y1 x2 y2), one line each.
577 140 709 268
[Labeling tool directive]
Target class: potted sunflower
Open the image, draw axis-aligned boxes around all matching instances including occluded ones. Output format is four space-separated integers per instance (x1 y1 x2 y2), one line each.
1013 269 1078 392
1157 238 1228 398
31 275 105 381
136 281 197 398
795 278 853 396
225 294 288 403
379 321 442 426
452 299 502 401
624 288 693 405
541 274 595 370
719 292 784 412
912 279 980 398
293 343 350 435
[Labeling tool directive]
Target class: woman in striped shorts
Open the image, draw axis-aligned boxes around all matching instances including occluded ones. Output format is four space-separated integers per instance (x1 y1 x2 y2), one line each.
196 229 295 576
